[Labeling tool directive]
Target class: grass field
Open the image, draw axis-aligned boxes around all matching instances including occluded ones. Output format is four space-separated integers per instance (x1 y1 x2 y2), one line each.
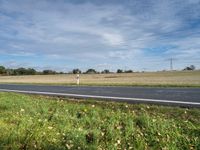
0 92 199 149
0 71 200 87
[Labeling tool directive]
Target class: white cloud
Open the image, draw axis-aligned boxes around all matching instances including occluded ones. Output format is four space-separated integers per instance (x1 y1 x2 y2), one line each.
101 32 124 46
0 0 199 71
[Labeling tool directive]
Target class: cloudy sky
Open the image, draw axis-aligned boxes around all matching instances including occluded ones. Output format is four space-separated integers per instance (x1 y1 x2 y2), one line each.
0 0 200 72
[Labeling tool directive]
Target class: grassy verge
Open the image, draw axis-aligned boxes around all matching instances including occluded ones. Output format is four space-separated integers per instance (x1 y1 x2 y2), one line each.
0 92 199 149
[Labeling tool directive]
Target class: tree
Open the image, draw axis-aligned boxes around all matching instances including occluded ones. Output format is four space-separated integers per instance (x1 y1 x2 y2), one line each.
183 65 195 71
6 69 14 75
72 69 81 74
117 69 123 73
14 68 27 75
85 69 96 74
42 70 56 75
190 65 195 70
26 68 37 75
124 70 133 73
101 69 110 74
0 66 6 74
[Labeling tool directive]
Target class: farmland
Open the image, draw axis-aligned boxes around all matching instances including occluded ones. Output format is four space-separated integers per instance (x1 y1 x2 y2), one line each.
0 71 200 87
0 92 199 149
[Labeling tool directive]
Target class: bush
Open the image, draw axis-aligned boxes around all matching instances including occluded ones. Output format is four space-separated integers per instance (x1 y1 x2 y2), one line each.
183 65 195 71
72 69 81 74
13 68 37 75
0 66 6 74
117 69 123 73
124 70 133 73
101 69 110 74
42 70 56 75
85 69 97 74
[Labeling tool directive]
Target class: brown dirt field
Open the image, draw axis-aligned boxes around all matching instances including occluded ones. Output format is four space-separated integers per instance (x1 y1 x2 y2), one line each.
0 71 200 87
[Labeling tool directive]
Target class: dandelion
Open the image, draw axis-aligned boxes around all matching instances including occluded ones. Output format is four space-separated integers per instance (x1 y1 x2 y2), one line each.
101 132 105 136
66 144 70 149
117 140 121 144
53 138 56 142
56 132 60 135
48 126 53 130
20 108 25 112
66 143 73 149
117 125 122 130
78 127 83 131
92 105 95 108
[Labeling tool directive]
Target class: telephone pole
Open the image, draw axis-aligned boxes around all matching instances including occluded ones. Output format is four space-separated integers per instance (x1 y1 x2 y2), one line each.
170 58 173 71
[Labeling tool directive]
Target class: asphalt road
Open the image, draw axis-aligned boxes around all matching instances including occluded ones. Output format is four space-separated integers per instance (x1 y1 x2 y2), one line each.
0 84 200 107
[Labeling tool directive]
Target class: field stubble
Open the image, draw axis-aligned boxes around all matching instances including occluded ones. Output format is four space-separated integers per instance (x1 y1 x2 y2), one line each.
0 71 200 87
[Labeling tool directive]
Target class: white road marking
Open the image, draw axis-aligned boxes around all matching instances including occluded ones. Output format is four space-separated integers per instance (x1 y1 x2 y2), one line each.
0 88 200 106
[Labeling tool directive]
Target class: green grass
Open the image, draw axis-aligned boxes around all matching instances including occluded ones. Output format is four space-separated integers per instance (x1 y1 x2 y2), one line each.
0 92 200 150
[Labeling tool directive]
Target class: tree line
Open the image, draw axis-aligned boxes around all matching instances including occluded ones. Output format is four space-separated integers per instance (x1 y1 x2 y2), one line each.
0 66 59 75
0 65 196 76
0 65 135 76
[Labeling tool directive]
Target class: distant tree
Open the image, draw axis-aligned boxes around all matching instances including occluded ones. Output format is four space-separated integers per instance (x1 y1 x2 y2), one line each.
59 72 64 74
26 68 36 75
183 65 196 71
0 66 6 74
14 68 27 75
117 69 123 73
42 70 56 75
72 69 81 74
5 69 14 75
14 68 36 75
124 70 133 73
190 65 195 70
85 69 96 74
101 69 110 74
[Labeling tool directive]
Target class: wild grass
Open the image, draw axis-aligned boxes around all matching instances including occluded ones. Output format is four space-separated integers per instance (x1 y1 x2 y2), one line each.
0 71 200 87
0 92 199 149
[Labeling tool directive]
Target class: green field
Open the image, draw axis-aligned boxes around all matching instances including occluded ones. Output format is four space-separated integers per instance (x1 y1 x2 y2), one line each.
0 92 199 149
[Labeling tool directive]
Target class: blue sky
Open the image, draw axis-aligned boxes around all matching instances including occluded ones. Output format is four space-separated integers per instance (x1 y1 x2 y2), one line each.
0 0 200 72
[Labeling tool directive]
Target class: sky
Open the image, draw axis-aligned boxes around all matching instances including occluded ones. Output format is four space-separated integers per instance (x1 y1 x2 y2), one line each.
0 0 200 72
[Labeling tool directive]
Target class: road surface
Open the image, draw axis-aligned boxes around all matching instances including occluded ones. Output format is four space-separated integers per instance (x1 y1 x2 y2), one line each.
0 84 200 107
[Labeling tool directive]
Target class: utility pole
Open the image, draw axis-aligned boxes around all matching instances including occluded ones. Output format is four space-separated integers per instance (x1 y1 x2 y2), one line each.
170 58 173 71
